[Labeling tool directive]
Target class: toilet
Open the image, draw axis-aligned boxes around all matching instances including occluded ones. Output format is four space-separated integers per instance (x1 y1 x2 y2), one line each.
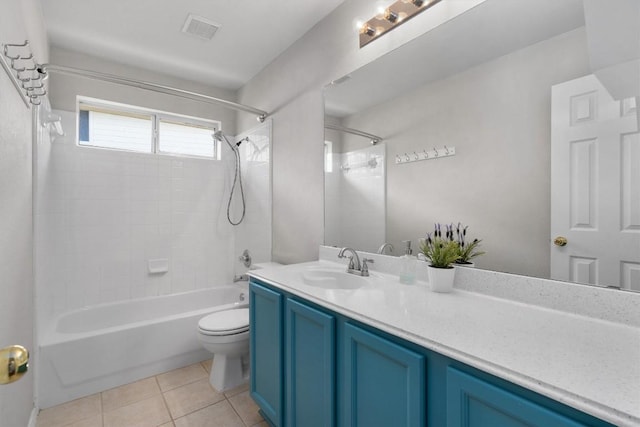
197 308 250 392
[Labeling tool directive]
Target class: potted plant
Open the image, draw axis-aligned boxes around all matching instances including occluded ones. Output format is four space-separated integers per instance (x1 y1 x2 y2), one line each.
453 223 485 267
419 224 460 292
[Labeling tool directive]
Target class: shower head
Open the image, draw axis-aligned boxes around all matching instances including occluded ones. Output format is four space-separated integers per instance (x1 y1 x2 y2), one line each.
213 131 247 150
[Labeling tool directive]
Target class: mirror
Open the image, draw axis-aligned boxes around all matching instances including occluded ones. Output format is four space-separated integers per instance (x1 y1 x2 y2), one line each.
324 0 640 291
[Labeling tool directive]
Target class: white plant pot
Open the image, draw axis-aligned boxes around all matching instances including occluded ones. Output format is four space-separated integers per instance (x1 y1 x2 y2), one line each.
455 261 475 268
428 265 456 293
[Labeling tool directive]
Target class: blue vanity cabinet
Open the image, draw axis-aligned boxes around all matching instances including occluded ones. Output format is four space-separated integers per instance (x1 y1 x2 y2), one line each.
445 367 614 427
285 298 336 427
249 281 284 427
250 280 336 427
250 279 614 427
343 322 425 427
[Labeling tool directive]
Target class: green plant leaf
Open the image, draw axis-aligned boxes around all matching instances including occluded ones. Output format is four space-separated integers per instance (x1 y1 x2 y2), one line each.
419 237 460 268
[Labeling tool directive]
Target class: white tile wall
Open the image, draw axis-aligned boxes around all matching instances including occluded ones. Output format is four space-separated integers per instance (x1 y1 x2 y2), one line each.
233 121 273 271
324 144 385 253
35 111 271 327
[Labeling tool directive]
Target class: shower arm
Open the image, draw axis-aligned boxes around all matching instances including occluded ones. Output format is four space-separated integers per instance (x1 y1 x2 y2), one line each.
37 63 269 122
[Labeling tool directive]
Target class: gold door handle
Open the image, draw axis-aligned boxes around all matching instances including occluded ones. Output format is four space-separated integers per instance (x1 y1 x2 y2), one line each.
0 345 29 385
554 236 568 247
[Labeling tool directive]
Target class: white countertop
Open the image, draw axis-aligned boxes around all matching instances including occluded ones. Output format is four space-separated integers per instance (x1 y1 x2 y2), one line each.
249 258 640 427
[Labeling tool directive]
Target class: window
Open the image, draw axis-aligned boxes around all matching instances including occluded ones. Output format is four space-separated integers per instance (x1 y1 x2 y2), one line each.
78 98 221 159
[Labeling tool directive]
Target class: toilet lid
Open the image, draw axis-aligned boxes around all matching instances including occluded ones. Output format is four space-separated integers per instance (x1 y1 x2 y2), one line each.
199 308 249 335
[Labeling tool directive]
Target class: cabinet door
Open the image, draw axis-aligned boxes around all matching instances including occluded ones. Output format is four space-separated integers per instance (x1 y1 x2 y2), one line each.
286 298 336 427
343 323 425 427
447 367 600 427
250 281 283 426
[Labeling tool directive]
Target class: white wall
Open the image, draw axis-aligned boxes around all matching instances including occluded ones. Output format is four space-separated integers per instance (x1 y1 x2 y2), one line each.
238 0 486 263
0 0 48 423
0 70 35 427
342 29 590 278
48 47 238 134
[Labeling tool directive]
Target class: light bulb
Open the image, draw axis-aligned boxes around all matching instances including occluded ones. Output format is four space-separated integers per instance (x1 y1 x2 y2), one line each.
401 0 425 6
360 24 376 37
385 9 399 23
354 19 364 32
373 0 389 19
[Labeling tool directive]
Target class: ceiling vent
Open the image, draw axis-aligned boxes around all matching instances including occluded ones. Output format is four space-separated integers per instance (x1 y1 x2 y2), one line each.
182 14 220 40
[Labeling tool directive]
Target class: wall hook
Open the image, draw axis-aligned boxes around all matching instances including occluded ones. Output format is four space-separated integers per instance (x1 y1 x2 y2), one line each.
3 40 29 60
10 59 26 72
22 79 43 90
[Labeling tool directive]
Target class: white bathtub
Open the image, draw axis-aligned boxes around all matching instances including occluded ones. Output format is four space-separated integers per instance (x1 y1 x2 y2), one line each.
38 286 248 409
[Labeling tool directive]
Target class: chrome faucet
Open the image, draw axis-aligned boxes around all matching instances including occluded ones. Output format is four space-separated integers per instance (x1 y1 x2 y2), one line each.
338 248 374 276
377 243 394 255
338 247 361 271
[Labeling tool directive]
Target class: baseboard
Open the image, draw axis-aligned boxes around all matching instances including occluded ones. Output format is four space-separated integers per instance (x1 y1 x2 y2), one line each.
28 406 38 427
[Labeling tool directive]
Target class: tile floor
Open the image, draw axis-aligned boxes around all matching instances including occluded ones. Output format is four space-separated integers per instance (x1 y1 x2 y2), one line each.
36 360 267 427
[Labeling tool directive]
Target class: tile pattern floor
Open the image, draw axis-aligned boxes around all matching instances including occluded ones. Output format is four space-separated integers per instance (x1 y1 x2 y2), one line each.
37 360 267 427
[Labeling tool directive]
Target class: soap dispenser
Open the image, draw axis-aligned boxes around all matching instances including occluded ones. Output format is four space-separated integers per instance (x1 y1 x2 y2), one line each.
399 240 417 284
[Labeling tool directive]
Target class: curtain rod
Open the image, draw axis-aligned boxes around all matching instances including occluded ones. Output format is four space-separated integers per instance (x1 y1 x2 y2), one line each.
38 64 268 122
324 123 382 144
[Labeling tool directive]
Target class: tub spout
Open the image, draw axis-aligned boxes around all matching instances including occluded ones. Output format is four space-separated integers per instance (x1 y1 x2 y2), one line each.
233 274 249 283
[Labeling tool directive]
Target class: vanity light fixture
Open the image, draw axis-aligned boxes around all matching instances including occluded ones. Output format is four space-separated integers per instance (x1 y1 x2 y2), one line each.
358 0 442 48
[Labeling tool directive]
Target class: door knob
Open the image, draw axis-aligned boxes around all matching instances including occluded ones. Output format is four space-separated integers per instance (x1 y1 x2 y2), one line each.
0 345 29 385
553 236 568 247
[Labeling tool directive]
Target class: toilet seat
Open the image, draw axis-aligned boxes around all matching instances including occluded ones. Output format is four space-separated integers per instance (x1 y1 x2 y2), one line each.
199 308 249 336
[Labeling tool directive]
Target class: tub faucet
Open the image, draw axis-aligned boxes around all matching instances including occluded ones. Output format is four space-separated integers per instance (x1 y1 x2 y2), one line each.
233 274 249 282
377 243 394 255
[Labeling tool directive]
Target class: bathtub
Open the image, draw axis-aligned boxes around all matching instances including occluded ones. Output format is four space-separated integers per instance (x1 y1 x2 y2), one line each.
38 285 248 409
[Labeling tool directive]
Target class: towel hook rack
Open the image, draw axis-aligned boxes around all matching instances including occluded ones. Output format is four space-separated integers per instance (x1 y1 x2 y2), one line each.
395 146 456 165
1 40 46 107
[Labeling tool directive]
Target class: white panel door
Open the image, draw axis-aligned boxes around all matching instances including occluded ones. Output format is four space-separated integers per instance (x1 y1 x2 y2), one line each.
551 74 640 290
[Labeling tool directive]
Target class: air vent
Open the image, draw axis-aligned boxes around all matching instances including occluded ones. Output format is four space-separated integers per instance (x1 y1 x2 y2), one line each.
182 14 220 40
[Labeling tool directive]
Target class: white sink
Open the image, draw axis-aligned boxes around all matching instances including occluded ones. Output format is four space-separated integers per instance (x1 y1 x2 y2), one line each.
301 269 367 289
